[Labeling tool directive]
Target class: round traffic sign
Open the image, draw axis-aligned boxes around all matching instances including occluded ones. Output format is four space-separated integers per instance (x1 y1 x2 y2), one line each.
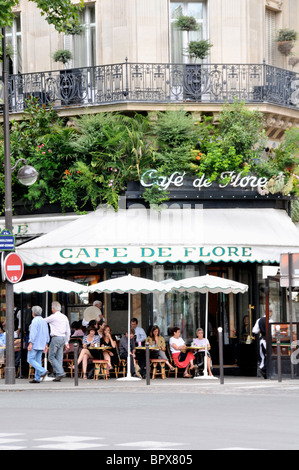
4 253 24 284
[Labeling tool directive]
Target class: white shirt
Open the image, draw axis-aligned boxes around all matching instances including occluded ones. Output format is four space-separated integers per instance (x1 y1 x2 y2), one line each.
192 338 210 348
169 336 185 354
45 311 71 344
134 326 146 343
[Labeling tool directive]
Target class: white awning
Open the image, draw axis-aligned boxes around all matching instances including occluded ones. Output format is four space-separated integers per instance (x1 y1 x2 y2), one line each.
0 213 81 239
16 207 299 266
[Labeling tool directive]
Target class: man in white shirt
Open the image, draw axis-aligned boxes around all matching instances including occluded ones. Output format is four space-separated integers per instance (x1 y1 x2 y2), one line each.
93 300 105 323
45 301 71 381
82 300 105 328
130 318 146 344
130 318 147 378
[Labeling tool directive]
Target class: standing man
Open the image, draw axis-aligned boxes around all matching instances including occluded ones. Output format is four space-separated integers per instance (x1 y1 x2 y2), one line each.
27 305 50 384
252 306 274 379
93 300 105 323
45 301 71 382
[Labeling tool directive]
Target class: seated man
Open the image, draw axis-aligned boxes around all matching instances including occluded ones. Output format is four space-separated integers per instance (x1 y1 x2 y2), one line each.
119 328 138 377
130 318 146 378
0 321 22 369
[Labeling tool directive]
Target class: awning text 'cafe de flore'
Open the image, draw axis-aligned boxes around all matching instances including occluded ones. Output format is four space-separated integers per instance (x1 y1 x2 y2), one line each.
15 170 299 376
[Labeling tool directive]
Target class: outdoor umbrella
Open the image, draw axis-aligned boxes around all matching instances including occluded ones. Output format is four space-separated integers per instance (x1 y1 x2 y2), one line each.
88 274 170 381
14 274 89 368
170 274 248 379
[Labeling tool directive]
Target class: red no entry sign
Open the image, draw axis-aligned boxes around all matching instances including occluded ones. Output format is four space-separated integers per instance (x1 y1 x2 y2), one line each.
4 253 24 283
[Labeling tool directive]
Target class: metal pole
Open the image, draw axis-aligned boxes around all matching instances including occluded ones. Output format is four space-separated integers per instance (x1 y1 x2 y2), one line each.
276 326 282 383
218 327 224 384
2 27 15 385
74 343 78 386
145 342 150 385
288 253 294 379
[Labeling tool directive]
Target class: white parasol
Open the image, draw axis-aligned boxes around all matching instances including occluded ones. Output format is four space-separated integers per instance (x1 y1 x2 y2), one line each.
170 274 248 379
88 274 170 381
14 274 88 368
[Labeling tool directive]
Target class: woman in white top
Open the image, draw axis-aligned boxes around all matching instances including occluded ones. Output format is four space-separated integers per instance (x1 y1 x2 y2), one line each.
192 328 212 376
169 327 195 378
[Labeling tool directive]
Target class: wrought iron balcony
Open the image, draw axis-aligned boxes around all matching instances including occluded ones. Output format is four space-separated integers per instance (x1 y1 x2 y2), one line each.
3 61 299 113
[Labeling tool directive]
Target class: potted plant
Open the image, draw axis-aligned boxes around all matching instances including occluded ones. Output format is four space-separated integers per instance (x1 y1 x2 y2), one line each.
289 56 299 68
53 49 84 105
53 49 73 67
276 28 298 56
187 39 213 61
175 14 199 32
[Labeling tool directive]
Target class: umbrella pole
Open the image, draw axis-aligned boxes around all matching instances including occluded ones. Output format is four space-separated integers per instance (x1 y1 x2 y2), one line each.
44 291 48 370
127 293 131 378
117 293 140 381
194 293 217 380
203 294 209 377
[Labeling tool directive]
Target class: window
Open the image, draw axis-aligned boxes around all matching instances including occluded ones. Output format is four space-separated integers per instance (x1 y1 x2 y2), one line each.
265 8 278 66
5 14 22 74
64 4 96 68
170 1 206 63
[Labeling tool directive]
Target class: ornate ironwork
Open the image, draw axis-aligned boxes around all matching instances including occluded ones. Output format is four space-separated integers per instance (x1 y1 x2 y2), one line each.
2 62 299 113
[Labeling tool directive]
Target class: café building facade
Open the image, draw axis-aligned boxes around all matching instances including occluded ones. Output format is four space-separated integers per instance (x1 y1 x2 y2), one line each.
13 171 299 376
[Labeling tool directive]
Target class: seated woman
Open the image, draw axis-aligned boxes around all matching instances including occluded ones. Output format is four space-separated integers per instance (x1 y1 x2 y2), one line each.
192 328 213 376
100 324 118 375
77 326 101 379
169 327 195 378
146 325 174 371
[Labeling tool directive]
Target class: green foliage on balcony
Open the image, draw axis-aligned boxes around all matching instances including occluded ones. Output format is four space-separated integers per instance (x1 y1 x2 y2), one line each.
0 97 298 216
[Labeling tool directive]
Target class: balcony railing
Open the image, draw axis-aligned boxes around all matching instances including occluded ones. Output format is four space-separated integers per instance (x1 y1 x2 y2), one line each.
3 61 299 113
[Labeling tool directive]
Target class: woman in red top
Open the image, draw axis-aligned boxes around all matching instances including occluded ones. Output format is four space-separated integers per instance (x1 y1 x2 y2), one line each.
169 327 195 377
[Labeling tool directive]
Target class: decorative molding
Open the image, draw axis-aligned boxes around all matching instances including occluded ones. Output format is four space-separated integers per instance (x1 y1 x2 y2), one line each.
265 0 283 12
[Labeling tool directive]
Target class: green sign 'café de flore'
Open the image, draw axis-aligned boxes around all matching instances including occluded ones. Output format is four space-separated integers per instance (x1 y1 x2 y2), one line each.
58 245 253 263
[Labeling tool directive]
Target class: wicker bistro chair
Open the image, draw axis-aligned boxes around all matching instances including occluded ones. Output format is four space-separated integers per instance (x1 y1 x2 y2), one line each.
64 339 83 377
166 343 178 379
150 358 167 379
0 346 5 379
115 342 127 377
92 359 109 380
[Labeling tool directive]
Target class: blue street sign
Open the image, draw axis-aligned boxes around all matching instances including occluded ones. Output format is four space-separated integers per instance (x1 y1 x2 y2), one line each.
0 229 15 251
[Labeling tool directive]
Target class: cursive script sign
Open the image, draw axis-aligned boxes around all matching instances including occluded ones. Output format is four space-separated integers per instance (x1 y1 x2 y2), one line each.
140 170 268 191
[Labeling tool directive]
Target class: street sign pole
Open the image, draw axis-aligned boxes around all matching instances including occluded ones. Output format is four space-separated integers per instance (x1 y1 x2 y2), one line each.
2 27 16 385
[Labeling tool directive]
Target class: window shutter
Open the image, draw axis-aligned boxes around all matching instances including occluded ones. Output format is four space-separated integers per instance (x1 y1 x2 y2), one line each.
265 8 277 66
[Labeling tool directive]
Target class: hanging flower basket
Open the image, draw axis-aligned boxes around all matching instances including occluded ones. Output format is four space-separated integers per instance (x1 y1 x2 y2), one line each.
277 40 295 56
289 56 299 67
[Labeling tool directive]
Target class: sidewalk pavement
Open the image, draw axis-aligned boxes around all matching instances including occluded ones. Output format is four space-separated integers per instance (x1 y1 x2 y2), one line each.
1 375 299 393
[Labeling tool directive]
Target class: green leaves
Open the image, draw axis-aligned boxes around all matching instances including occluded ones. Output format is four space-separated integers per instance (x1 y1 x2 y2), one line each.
28 0 83 33
1 98 297 214
0 0 83 32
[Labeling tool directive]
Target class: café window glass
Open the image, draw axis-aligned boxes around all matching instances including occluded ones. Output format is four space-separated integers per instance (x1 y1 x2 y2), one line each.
152 264 201 341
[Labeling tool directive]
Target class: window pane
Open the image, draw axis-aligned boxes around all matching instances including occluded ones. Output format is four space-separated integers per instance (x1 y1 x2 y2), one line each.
170 1 205 63
188 3 203 19
73 5 96 68
170 3 184 18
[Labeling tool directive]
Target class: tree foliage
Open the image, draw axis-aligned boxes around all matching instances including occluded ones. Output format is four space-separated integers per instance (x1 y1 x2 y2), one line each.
0 0 84 35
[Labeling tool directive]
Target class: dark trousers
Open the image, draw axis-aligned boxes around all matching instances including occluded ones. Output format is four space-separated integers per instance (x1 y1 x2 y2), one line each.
120 353 134 375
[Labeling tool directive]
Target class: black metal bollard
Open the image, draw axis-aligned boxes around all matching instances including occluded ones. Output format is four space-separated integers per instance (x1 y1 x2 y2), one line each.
145 342 150 385
276 326 282 383
218 327 224 384
74 343 79 386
